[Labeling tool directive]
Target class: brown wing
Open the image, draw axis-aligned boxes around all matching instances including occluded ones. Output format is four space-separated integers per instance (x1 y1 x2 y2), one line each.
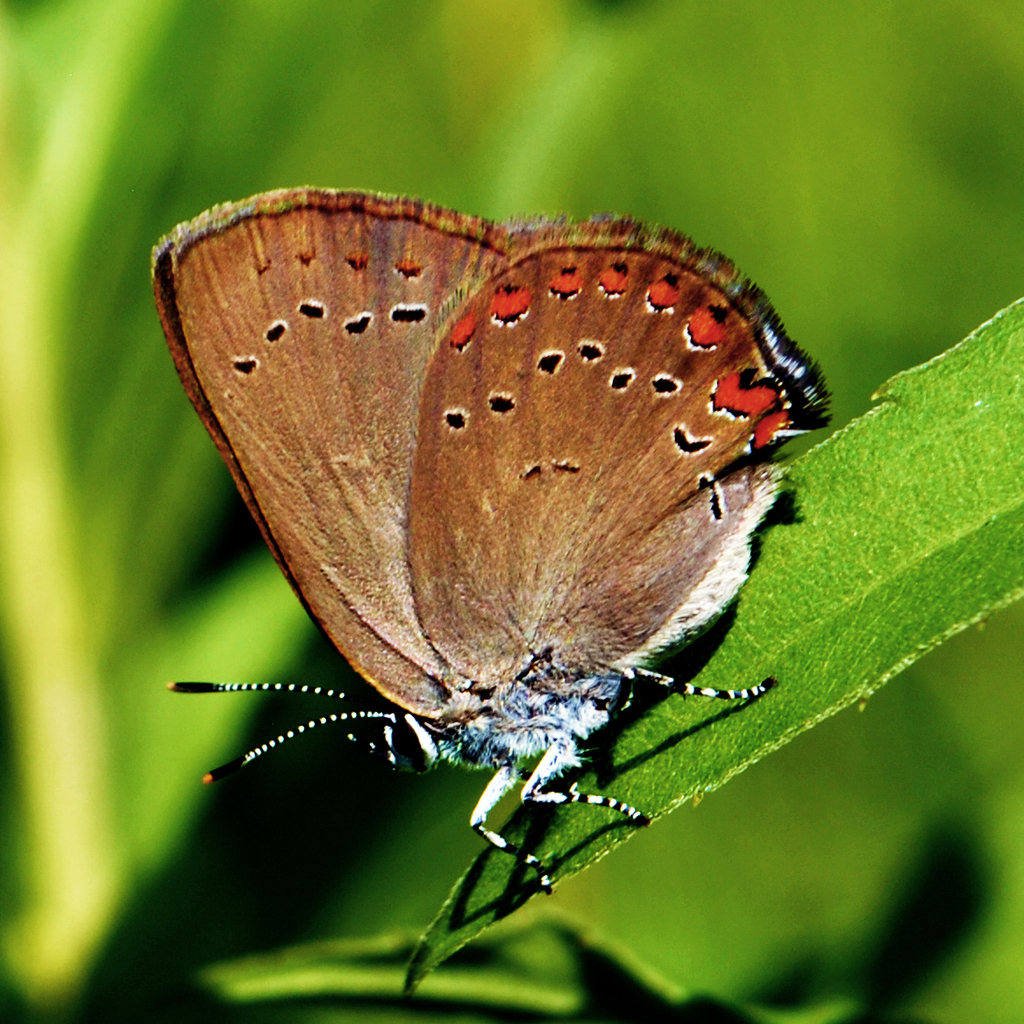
153 189 511 715
408 232 826 685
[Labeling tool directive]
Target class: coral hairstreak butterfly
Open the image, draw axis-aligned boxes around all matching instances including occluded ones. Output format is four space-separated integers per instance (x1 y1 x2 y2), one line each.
153 190 828 890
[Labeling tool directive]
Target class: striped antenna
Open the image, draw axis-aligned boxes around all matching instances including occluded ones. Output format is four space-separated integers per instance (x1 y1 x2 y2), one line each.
199 708 397 784
168 680 395 783
167 681 350 699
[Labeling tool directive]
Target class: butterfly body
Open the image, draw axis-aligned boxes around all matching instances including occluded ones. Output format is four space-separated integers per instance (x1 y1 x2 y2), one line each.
154 189 827 889
429 670 621 770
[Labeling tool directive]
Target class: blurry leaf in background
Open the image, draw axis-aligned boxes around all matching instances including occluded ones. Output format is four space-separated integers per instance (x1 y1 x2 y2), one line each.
0 0 1023 1021
194 911 863 1023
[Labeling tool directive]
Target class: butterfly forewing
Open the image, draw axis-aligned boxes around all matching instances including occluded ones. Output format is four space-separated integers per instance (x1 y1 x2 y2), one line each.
154 190 511 714
408 240 801 682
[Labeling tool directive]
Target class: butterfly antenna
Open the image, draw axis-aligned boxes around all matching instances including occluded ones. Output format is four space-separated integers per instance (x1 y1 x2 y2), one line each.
168 680 395 783
168 681 351 699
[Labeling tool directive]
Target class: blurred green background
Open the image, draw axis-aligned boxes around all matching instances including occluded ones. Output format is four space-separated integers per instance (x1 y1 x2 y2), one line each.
1 0 1023 1020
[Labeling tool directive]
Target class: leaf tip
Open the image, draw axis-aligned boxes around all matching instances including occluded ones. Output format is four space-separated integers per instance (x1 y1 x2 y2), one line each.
402 942 432 997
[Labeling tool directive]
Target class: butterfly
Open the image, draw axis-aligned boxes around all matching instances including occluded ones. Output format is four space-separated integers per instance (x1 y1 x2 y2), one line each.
153 189 828 891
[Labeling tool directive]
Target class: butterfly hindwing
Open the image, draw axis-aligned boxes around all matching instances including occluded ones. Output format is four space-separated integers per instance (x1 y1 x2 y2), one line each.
408 237 814 682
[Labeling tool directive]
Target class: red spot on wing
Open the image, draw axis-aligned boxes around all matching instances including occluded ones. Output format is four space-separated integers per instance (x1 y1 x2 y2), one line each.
647 273 682 311
753 410 790 449
450 311 477 351
490 284 532 324
713 371 780 418
346 252 369 271
688 305 728 348
549 268 581 299
395 258 422 278
599 263 628 295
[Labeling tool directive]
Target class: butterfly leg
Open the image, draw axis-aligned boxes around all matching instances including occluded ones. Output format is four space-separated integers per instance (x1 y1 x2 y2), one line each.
625 667 777 701
522 743 651 824
471 765 555 893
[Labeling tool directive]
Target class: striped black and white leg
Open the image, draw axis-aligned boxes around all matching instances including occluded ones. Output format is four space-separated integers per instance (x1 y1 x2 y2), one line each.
521 742 650 824
624 667 778 702
471 765 555 894
559 782 652 825
474 742 651 894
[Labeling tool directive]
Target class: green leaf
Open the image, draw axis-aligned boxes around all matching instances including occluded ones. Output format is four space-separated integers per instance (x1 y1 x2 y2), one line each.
198 913 856 1022
407 297 1024 989
200 925 585 1016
